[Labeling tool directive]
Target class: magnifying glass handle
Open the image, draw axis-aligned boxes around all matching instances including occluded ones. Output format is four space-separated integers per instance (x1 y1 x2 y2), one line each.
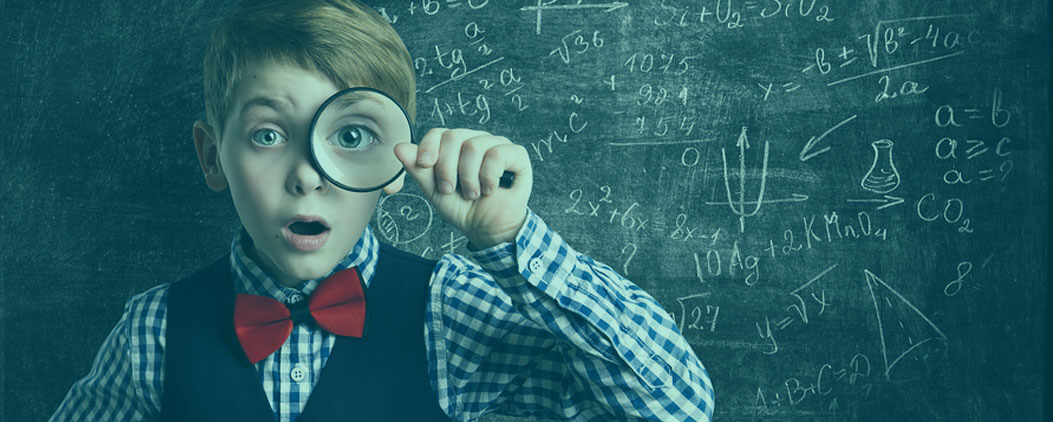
499 171 515 189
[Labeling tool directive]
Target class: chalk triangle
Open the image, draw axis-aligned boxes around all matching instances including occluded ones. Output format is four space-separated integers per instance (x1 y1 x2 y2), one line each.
864 269 948 382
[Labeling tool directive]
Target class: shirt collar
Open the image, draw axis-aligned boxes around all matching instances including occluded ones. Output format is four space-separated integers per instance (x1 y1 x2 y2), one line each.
229 225 379 303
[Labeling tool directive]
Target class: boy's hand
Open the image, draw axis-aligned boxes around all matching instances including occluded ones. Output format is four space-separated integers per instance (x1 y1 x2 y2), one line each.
394 128 533 249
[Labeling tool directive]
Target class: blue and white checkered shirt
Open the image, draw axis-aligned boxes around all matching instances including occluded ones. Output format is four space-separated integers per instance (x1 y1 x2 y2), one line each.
52 209 714 421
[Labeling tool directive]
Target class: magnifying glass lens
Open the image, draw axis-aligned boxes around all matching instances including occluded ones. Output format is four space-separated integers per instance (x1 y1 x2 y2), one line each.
310 89 411 191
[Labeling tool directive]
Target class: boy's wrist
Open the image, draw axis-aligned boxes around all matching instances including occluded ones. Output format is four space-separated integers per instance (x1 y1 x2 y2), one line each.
464 210 528 250
466 208 575 293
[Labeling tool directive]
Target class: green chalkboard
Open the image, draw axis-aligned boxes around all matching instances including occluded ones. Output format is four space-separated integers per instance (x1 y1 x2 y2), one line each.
2 1 1049 420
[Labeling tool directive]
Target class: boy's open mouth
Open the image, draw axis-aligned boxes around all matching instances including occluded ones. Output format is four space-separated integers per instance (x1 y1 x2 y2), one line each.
282 216 331 252
289 221 329 236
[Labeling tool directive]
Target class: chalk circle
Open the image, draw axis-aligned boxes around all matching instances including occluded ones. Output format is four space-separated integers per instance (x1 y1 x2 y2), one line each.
375 193 433 245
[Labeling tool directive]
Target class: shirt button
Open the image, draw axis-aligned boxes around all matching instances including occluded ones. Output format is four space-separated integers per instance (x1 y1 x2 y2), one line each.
528 257 544 273
290 364 308 383
288 293 305 304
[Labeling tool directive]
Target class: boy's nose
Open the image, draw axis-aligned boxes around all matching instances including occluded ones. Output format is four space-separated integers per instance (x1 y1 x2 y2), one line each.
287 158 328 196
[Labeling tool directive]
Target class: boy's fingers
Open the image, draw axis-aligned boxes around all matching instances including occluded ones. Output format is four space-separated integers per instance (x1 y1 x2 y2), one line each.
434 129 488 195
410 128 514 199
478 148 503 196
393 142 436 195
434 130 462 194
479 143 531 195
457 139 484 200
416 128 445 168
458 135 507 200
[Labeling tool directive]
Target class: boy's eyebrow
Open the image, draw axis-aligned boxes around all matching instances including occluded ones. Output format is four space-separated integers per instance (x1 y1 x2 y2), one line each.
331 93 408 120
331 96 388 113
238 96 293 118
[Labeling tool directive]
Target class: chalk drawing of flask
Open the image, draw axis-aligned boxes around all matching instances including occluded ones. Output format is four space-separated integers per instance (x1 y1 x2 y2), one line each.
860 139 900 194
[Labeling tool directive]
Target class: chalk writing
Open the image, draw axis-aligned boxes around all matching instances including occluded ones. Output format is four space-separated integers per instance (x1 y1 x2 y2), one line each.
370 3 1049 419
722 126 768 233
694 241 761 286
916 193 974 233
754 353 874 412
375 193 435 245
676 293 721 333
754 264 837 354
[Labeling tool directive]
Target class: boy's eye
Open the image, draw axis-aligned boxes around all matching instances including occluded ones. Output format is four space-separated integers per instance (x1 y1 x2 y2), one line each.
251 129 286 146
331 125 376 150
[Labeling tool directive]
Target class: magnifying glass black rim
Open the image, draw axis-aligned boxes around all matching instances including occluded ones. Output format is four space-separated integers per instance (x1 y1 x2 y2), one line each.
308 86 415 193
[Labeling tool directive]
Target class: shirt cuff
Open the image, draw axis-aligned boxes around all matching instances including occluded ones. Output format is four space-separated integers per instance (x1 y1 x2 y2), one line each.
467 208 576 297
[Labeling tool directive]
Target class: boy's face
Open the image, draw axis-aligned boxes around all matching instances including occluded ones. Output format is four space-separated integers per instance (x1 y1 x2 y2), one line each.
194 62 401 286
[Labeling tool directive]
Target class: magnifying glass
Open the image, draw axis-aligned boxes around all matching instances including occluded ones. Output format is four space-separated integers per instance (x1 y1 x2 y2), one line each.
309 87 514 192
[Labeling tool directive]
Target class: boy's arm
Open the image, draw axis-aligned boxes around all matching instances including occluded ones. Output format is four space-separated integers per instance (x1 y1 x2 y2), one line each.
427 209 714 421
51 286 166 421
397 129 712 419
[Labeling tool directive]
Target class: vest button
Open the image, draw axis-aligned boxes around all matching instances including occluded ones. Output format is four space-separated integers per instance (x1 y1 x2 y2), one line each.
290 364 308 383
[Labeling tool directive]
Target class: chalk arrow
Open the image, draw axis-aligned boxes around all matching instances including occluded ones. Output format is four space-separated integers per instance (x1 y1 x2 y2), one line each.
523 1 629 34
735 126 750 215
735 125 750 149
705 193 809 206
521 2 628 12
800 114 857 162
846 195 905 210
799 135 828 161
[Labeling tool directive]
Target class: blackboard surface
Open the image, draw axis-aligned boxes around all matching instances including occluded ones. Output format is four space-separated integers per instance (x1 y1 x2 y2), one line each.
2 1 1050 421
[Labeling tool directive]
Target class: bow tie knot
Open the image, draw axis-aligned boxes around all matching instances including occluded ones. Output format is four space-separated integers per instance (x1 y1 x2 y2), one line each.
233 268 367 364
286 299 314 326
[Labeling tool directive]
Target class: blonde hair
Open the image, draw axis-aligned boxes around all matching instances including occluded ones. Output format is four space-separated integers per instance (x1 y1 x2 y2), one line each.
202 0 416 139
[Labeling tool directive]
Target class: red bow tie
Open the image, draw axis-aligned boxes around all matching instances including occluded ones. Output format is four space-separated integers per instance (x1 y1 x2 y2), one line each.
233 268 367 364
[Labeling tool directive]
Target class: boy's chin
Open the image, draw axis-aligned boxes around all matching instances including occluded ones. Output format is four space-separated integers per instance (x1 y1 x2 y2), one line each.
271 254 343 285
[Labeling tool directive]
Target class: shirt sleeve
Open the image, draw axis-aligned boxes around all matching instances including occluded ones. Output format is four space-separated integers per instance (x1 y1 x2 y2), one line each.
426 209 715 421
51 285 168 422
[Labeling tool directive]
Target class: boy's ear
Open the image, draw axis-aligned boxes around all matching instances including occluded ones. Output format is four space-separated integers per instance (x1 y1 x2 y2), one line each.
193 120 228 192
381 172 406 195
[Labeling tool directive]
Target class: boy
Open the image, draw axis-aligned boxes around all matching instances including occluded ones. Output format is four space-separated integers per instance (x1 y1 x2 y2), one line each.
52 0 714 420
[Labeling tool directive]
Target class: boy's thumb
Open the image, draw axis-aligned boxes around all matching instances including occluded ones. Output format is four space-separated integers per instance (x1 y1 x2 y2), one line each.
393 143 436 195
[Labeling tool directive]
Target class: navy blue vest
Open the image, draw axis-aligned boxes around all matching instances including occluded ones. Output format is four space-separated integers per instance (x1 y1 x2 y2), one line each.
160 243 451 421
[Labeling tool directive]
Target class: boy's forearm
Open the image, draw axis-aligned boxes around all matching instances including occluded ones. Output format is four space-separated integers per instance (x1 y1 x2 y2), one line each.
465 210 715 419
